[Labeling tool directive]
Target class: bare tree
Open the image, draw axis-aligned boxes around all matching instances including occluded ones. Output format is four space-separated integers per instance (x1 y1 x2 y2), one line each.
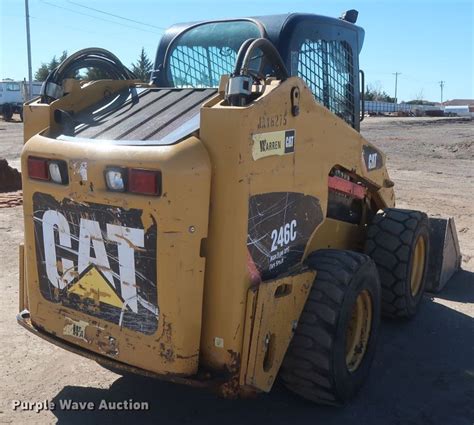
414 89 424 102
365 82 395 102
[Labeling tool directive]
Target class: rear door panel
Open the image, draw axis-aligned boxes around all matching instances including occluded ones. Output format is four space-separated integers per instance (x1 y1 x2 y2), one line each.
22 134 211 375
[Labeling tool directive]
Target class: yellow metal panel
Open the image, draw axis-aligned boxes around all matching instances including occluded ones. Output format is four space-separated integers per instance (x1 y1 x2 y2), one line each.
243 270 316 392
199 77 394 374
21 134 211 375
23 80 142 143
305 218 365 254
22 101 50 143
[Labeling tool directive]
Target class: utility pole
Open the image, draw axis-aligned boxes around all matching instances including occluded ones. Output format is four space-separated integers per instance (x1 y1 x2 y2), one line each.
392 72 401 104
439 80 445 104
24 0 33 100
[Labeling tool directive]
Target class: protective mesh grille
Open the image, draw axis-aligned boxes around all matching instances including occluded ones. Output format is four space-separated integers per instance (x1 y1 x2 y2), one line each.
169 46 236 88
297 40 354 126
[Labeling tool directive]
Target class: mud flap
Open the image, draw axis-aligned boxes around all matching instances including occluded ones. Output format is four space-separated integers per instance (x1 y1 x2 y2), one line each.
426 217 462 292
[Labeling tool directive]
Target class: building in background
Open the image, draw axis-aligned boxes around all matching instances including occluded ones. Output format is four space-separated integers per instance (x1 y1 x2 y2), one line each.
442 99 474 117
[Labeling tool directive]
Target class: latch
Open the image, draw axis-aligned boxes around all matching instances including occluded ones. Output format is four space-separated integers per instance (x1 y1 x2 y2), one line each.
291 87 300 116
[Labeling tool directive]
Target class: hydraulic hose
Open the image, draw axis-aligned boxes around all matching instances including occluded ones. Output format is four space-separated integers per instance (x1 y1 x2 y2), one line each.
40 48 136 103
232 38 258 76
226 38 290 106
234 38 289 81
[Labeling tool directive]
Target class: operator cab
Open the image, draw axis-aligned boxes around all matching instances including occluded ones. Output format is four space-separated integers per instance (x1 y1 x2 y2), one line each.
153 13 365 129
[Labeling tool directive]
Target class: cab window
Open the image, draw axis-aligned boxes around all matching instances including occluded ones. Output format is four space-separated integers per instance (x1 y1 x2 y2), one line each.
6 83 20 91
290 28 355 127
166 21 261 88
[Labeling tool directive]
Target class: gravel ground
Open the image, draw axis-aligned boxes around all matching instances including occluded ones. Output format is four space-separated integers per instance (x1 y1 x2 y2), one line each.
0 116 473 425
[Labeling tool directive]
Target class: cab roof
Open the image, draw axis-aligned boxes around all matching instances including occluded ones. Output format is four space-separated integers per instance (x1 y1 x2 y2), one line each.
153 13 365 73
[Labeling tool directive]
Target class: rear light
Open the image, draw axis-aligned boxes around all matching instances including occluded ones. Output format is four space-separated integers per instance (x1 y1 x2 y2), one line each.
28 157 68 184
48 162 62 183
28 157 49 180
48 161 69 184
128 168 161 196
105 167 126 192
105 167 161 196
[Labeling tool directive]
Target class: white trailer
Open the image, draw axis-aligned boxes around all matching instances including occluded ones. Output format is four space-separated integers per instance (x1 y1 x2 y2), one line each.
0 80 42 121
443 105 472 118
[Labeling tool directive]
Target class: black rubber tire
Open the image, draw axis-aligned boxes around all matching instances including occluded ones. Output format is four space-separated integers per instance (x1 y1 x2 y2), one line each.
364 208 430 318
2 104 13 121
19 107 23 122
280 250 381 405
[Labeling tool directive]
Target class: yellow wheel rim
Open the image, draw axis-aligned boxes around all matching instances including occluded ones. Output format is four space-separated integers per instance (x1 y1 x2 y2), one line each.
410 236 426 296
345 290 373 373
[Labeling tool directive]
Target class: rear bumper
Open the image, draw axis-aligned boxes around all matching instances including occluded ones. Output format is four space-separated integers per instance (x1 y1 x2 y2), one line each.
16 310 210 388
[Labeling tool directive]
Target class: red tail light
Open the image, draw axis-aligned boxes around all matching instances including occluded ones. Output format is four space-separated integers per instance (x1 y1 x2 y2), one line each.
28 157 68 184
128 168 161 196
28 157 49 180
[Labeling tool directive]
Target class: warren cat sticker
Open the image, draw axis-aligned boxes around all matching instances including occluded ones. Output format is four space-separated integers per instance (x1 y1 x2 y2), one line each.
362 145 384 171
33 193 158 334
252 129 295 160
247 192 323 280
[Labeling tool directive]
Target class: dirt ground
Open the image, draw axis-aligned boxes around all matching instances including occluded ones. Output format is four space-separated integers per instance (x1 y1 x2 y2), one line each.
0 116 473 425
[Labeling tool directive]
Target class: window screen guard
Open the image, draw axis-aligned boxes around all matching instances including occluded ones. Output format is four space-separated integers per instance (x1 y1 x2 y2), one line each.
166 20 356 127
167 21 262 88
292 40 355 127
170 46 237 87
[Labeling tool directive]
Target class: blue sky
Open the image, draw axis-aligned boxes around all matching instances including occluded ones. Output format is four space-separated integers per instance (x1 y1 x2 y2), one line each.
1 0 472 102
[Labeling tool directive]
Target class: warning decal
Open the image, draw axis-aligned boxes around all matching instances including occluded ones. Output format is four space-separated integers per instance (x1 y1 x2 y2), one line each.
33 192 158 334
247 192 323 280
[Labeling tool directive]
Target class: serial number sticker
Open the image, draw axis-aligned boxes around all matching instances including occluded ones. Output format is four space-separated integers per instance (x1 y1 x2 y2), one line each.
252 129 295 160
63 317 89 342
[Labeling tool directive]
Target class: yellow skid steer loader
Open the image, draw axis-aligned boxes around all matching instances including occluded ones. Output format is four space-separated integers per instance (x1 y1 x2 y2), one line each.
18 11 461 404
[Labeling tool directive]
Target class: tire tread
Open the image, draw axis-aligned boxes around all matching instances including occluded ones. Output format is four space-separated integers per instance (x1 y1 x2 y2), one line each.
280 250 376 405
365 208 428 318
